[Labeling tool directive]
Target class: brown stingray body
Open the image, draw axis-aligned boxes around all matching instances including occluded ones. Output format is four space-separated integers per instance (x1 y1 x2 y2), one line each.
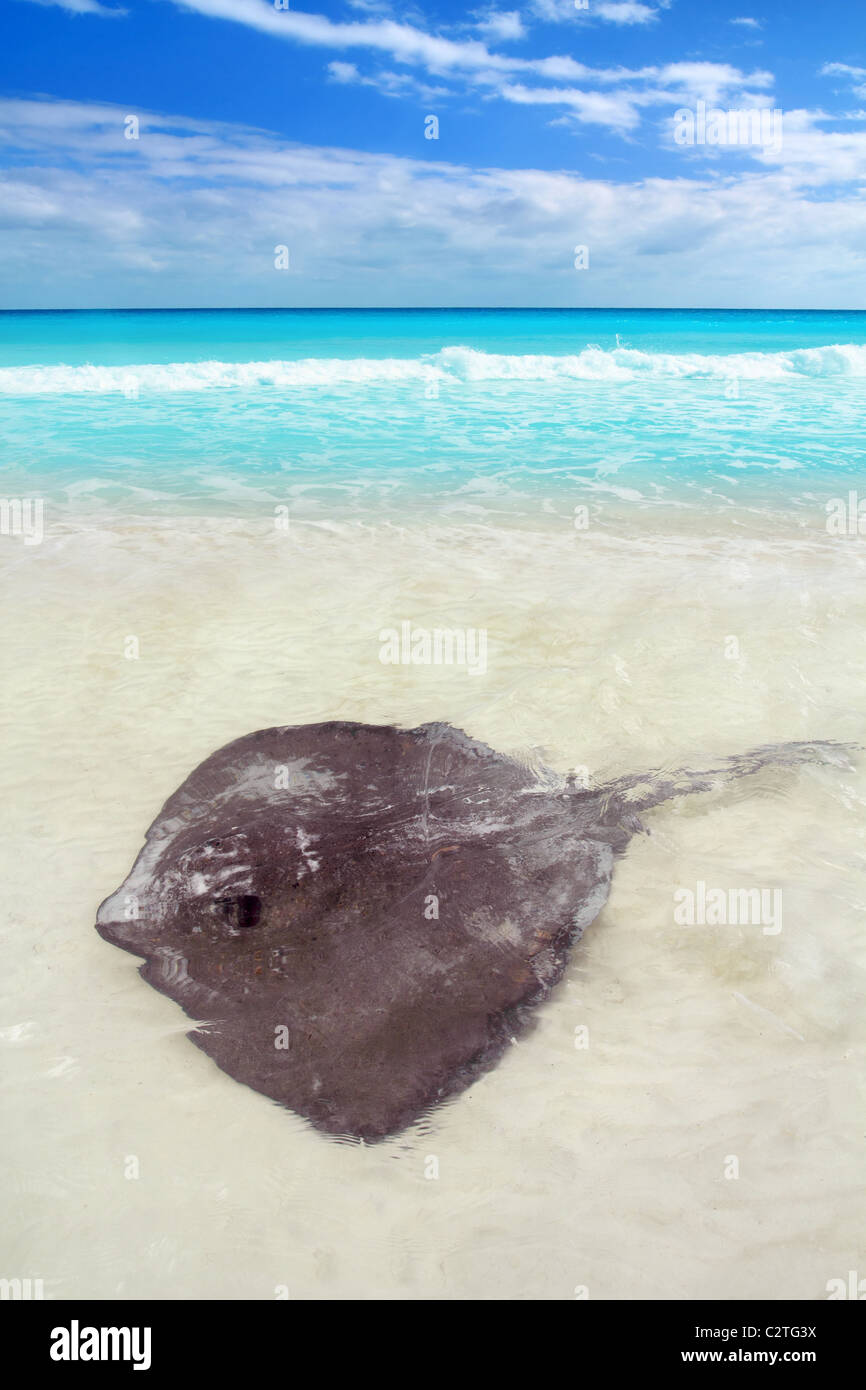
96 720 850 1141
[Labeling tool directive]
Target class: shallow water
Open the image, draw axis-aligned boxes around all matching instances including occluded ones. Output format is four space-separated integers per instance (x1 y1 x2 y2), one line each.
1 309 864 1299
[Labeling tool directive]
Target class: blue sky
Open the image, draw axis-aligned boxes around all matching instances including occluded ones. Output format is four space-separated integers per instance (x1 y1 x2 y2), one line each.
2 0 865 307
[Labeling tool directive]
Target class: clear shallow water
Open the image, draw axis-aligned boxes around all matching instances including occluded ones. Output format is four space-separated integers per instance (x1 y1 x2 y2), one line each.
1 308 866 528
1 309 864 1300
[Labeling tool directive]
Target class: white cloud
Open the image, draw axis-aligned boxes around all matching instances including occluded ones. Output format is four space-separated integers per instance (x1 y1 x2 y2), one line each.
730 16 762 29
18 0 126 13
164 1 777 140
502 63 777 136
167 3 764 90
749 108 866 185
529 0 661 22
822 63 866 78
1 97 865 309
526 0 572 18
474 9 526 41
499 83 645 131
821 62 866 101
171 0 519 72
328 60 361 82
594 2 658 24
327 59 448 101
652 61 772 102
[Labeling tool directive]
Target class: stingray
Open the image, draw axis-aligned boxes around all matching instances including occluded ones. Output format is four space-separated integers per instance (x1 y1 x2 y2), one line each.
96 721 852 1142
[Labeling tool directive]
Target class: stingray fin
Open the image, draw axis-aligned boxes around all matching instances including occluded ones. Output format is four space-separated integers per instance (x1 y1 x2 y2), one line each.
598 739 858 819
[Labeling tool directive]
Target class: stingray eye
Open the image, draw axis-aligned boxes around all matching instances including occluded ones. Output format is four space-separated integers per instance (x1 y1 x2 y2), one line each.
216 894 262 930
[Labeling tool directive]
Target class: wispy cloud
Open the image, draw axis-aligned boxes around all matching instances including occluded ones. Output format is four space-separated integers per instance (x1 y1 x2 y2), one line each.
530 0 662 22
165 1 774 139
327 59 448 100
1 96 865 309
750 107 866 183
499 83 648 132
17 0 126 13
170 0 520 71
821 61 866 100
594 2 660 25
473 9 526 42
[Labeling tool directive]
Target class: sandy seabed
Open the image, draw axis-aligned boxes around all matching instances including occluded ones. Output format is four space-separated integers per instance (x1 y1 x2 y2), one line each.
1 508 864 1300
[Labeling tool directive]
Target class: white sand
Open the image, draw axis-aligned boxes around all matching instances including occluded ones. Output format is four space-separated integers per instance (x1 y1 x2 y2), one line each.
1 512 864 1299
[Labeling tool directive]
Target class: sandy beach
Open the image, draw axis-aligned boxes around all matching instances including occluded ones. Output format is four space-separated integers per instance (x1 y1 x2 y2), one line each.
2 504 863 1299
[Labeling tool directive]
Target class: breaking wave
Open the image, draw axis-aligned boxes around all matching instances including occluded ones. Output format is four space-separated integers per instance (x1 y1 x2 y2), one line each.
3 342 866 394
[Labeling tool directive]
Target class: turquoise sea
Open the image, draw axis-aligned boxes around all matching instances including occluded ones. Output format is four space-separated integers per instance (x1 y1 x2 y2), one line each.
1 308 865 523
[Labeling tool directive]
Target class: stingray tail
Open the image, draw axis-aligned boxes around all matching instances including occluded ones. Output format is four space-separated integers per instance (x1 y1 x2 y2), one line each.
597 739 858 822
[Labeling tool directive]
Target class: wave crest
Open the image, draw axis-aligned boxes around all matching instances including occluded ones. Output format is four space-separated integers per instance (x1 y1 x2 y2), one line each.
2 342 866 394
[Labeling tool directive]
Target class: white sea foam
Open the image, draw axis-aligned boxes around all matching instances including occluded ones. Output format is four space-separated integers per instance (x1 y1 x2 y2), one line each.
3 342 866 394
